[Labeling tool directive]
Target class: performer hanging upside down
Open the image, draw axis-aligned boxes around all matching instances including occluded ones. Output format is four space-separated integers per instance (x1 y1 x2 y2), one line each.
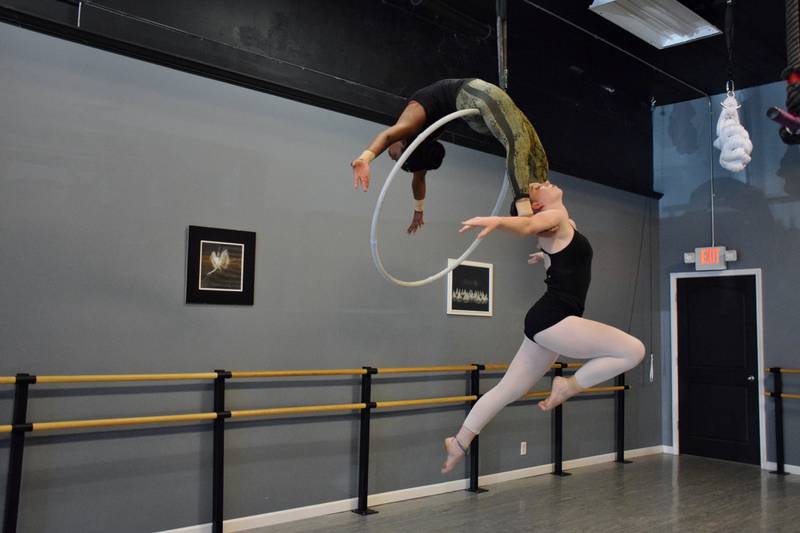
441 180 646 474
351 78 549 233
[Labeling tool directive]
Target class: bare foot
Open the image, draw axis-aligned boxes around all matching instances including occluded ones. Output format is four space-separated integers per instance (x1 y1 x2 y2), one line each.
538 376 582 411
441 437 466 474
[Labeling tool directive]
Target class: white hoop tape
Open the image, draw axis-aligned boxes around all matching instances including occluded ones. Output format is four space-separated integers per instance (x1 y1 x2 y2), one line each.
370 108 510 287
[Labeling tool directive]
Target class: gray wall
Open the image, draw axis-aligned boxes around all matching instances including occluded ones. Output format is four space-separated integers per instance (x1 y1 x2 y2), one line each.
0 23 658 532
653 83 800 464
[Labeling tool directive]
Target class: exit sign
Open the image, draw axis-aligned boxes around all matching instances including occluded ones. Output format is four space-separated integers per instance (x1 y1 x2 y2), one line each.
697 246 724 269
683 246 738 271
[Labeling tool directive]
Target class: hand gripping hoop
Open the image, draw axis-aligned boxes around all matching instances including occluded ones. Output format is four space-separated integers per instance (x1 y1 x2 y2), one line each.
370 108 510 287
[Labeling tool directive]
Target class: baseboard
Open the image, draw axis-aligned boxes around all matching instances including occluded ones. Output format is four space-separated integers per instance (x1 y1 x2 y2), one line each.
765 461 800 475
157 445 665 533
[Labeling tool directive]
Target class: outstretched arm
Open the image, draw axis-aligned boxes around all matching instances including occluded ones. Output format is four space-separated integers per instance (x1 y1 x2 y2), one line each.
352 102 426 192
460 209 566 239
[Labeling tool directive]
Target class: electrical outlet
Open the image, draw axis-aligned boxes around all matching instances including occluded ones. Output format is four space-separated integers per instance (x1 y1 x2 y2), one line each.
520 441 527 455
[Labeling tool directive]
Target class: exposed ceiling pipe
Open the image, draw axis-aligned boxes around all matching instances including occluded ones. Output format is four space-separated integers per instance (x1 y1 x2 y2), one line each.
496 0 508 90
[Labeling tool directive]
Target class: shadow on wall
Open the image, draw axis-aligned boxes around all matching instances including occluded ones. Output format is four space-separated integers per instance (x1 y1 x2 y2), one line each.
777 146 800 198
660 169 800 279
668 103 700 155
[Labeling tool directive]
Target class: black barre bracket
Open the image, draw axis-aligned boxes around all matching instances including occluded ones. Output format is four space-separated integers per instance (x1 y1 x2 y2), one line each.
615 374 632 464
551 365 570 477
353 367 378 515
467 364 488 493
212 369 229 533
3 373 33 533
769 368 788 476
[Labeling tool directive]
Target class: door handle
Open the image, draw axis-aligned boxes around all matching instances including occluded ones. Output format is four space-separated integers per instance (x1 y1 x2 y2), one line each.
747 375 755 382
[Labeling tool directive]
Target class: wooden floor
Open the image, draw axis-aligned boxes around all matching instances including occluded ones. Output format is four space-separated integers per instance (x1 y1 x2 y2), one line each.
256 454 800 532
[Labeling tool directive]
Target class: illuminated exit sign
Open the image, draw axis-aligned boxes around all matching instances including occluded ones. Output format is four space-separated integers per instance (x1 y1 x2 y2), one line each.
683 246 738 271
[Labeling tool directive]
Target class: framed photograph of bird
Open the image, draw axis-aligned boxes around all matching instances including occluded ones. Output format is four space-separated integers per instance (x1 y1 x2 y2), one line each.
186 226 256 305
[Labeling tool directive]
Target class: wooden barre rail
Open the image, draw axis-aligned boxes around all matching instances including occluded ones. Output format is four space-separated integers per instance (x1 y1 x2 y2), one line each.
231 369 368 378
37 373 219 384
0 395 478 434
376 366 477 374
0 405 367 434
0 413 218 433
0 385 632 435
0 367 471 384
0 370 370 385
766 392 800 399
231 403 366 418
0 363 596 385
522 386 626 400
0 373 220 385
484 363 584 372
4 365 798 386
375 396 477 408
0 396 471 434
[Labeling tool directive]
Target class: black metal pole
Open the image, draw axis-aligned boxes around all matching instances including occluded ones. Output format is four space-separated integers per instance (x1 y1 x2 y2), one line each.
615 373 632 464
496 0 508 90
551 364 570 476
770 368 787 475
212 370 231 533
3 373 34 533
353 367 377 515
467 365 488 493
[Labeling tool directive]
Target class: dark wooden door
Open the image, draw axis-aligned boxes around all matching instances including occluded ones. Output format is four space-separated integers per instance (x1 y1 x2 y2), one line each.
677 275 760 464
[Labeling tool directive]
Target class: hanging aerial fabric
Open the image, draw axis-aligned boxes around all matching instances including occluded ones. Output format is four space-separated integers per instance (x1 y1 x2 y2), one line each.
714 1 752 173
768 0 800 143
714 84 753 173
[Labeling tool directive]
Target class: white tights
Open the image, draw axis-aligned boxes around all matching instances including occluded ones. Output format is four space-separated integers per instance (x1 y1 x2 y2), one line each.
461 316 645 437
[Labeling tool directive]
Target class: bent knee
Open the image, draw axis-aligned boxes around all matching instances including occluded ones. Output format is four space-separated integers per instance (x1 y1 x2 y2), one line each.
626 338 646 366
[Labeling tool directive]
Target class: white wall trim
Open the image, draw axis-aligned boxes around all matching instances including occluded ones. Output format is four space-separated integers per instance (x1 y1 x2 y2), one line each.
669 269 767 469
157 445 668 533
765 461 800 475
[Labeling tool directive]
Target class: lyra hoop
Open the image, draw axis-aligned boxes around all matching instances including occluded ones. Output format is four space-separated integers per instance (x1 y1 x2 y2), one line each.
370 108 509 287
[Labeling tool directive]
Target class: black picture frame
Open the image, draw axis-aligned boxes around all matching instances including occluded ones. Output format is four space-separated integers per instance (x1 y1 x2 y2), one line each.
186 226 256 305
446 259 493 316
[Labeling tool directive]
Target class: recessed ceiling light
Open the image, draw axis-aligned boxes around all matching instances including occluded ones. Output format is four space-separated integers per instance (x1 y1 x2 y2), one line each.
589 0 722 49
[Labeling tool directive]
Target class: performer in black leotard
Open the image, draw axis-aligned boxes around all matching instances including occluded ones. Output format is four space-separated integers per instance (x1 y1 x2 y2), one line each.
440 180 645 474
351 79 549 233
524 227 592 341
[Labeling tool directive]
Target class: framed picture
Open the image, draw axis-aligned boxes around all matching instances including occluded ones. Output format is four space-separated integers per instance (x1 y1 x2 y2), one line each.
186 226 256 305
447 259 493 317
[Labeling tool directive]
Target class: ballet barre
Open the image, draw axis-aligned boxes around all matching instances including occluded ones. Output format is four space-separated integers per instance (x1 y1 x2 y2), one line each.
765 367 800 476
1 363 630 533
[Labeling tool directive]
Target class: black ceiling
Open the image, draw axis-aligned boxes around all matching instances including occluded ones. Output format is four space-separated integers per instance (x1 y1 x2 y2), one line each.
0 1 788 198
459 0 786 104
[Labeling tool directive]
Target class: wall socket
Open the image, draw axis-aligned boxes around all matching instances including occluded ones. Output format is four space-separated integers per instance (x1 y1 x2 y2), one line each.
520 441 527 455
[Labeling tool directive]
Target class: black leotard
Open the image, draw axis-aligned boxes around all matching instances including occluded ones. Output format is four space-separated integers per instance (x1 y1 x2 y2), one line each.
524 230 593 342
